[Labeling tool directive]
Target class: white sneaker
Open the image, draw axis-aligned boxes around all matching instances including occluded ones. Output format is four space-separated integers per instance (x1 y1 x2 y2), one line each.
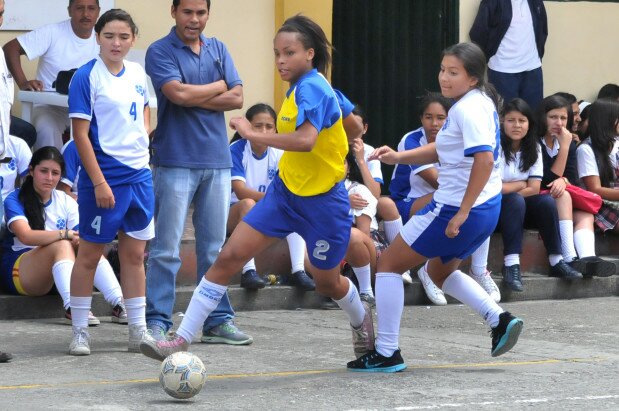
417 265 447 306
69 326 91 356
128 324 151 353
401 270 413 285
470 269 501 303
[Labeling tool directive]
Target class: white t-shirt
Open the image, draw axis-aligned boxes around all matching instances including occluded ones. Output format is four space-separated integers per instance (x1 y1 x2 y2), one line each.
4 189 79 252
229 139 283 204
345 179 378 230
362 143 384 184
434 89 502 207
0 50 14 158
0 135 32 200
576 140 619 181
390 127 437 200
500 144 543 182
17 19 99 91
68 57 151 187
488 0 542 73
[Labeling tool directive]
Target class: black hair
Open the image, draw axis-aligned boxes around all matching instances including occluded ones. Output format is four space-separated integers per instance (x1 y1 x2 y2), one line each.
597 83 619 100
278 14 333 76
587 98 619 187
173 0 210 11
69 0 100 7
229 103 277 144
500 98 539 172
553 92 577 105
536 95 574 136
352 105 367 125
345 149 364 185
442 42 500 110
18 147 65 231
418 92 452 117
94 8 138 36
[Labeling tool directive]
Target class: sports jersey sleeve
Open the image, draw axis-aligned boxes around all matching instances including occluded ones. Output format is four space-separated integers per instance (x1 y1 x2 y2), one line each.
61 141 80 187
68 61 95 121
295 80 340 133
529 144 543 180
141 68 151 107
145 43 182 90
17 24 53 61
461 106 497 157
576 143 599 178
14 138 32 177
230 140 247 182
4 191 27 230
333 89 354 118
402 132 433 174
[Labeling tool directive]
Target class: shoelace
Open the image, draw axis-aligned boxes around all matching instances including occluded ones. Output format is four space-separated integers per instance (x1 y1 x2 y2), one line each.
75 331 89 345
158 336 186 349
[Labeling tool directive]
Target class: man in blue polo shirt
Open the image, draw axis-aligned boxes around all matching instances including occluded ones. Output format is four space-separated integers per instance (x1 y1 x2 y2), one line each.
144 0 252 345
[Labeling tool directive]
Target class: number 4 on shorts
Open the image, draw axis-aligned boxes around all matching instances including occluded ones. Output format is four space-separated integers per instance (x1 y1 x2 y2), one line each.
91 216 102 235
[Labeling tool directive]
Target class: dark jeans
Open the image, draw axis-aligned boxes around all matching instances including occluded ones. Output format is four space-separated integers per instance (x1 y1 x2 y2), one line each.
9 115 37 148
499 192 561 256
488 67 544 111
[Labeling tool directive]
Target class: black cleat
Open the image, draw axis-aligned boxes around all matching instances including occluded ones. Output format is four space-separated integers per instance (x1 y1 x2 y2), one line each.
347 349 407 373
240 269 266 290
549 260 583 279
289 270 316 291
491 311 523 357
502 264 524 291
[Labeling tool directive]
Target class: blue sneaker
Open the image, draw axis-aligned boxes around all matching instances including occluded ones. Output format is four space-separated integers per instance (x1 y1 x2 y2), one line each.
491 311 523 357
347 349 407 373
201 321 253 345
146 323 168 342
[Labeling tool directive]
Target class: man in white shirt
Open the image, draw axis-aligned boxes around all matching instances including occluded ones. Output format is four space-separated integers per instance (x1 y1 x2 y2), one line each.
470 0 547 109
3 0 100 150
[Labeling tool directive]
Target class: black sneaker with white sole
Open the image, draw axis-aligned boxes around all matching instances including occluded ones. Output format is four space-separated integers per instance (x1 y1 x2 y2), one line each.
347 349 406 373
491 311 523 357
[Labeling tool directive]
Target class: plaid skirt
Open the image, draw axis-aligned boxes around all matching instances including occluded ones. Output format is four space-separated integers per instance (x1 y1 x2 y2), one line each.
594 200 619 232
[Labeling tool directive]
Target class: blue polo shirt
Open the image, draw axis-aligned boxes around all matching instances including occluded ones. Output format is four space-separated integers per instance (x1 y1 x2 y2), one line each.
146 27 242 169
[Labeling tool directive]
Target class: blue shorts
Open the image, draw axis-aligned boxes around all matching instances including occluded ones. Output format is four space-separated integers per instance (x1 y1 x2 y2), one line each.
0 248 30 295
78 180 155 243
394 198 415 224
243 175 352 270
400 195 501 263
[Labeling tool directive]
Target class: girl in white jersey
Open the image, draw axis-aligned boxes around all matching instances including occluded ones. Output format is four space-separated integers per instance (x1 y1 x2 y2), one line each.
0 147 125 326
67 9 154 356
228 103 315 291
348 43 524 373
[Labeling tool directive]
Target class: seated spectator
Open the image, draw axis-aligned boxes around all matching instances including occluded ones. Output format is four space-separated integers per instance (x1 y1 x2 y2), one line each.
577 101 591 141
388 93 452 305
228 103 314 291
553 92 581 142
2 0 100 149
481 99 583 294
597 83 619 101
538 95 614 277
345 150 378 237
0 147 127 325
577 98 619 243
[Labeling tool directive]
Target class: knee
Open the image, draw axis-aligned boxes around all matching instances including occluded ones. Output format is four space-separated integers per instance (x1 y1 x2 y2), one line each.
503 192 525 212
120 249 145 268
238 198 256 215
378 197 399 220
51 240 76 259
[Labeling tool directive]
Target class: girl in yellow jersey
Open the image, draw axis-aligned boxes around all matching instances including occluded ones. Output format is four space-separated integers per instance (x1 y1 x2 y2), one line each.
140 15 375 361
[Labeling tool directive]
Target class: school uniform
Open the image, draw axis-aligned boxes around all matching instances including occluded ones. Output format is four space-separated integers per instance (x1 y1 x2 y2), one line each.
229 139 282 204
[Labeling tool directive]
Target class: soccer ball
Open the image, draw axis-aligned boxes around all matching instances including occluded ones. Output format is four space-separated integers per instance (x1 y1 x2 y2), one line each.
159 352 207 399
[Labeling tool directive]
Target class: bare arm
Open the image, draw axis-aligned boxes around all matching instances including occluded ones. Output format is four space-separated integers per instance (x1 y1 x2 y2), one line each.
231 180 265 202
10 219 76 247
518 179 541 198
352 138 380 198
502 180 527 194
368 143 439 166
143 105 151 135
445 151 494 238
160 79 228 108
72 118 115 209
199 85 243 111
582 175 619 201
549 128 572 177
417 167 439 189
343 113 363 143
230 117 318 152
2 39 43 91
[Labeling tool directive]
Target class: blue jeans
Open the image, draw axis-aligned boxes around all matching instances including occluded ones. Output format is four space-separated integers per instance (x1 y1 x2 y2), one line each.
145 166 234 334
488 67 543 111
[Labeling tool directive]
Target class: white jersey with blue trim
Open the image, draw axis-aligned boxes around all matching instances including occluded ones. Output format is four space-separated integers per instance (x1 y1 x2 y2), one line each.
229 139 283 204
68 57 150 187
500 144 543 182
60 139 80 195
390 127 436 200
434 88 501 207
0 135 32 200
362 143 384 184
3 189 79 252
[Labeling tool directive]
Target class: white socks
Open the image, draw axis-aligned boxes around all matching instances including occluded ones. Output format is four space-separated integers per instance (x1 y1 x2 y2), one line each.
504 254 520 267
574 229 595 258
176 278 227 343
352 264 373 296
93 260 123 307
442 270 503 328
548 254 563 266
333 277 366 328
52 260 73 310
286 232 306 273
124 297 146 327
242 258 256 274
383 217 403 243
470 237 490 276
559 220 577 262
70 295 92 329
375 273 404 357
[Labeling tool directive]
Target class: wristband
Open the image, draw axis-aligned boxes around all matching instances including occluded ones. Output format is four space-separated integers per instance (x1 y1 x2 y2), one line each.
59 230 63 240
94 180 106 188
64 229 71 240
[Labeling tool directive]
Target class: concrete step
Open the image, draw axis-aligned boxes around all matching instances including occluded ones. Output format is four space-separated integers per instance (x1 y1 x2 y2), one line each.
1 273 617 320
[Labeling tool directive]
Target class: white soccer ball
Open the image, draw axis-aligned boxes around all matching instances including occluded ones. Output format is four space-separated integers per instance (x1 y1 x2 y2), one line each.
159 351 207 399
